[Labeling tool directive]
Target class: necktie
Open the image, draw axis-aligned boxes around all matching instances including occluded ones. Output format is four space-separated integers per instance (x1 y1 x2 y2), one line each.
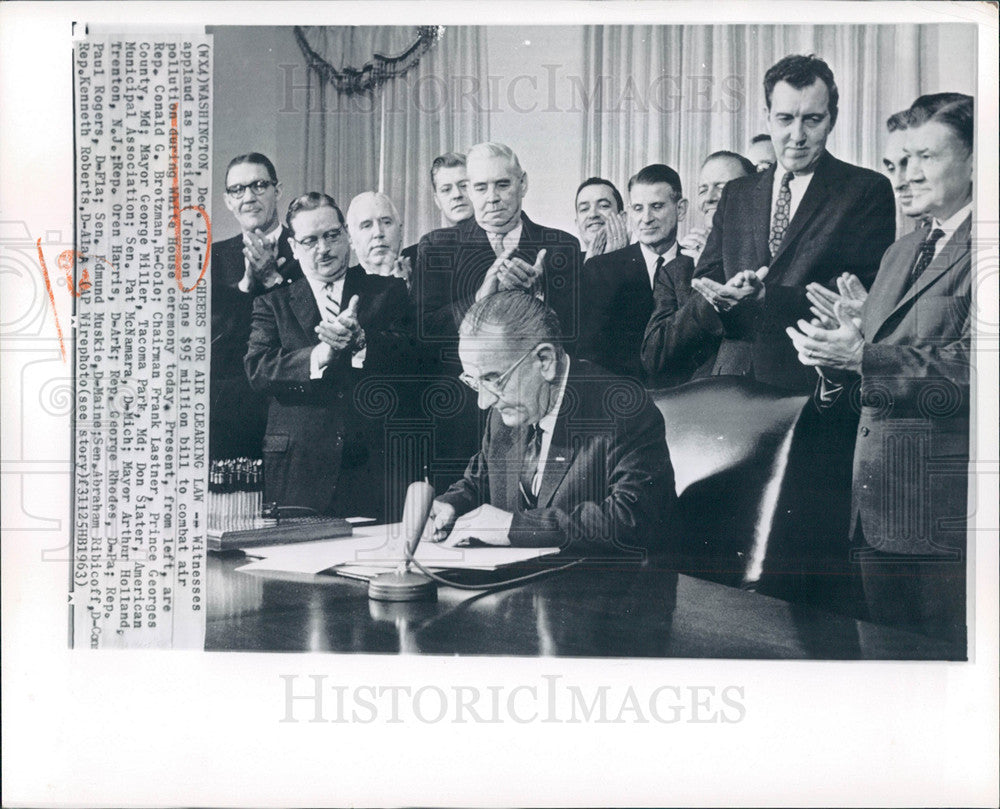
909 227 945 279
491 232 506 257
653 255 665 289
519 424 543 510
323 282 341 321
768 171 794 258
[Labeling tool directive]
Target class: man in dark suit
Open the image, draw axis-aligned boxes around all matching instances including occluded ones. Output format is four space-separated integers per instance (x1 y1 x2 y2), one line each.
210 153 301 460
683 54 895 394
415 142 584 482
427 291 675 559
245 193 414 519
416 141 583 351
788 96 973 653
640 157 752 386
578 164 694 383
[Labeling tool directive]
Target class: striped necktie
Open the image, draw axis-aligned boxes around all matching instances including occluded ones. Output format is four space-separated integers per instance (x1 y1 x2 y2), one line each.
322 282 341 321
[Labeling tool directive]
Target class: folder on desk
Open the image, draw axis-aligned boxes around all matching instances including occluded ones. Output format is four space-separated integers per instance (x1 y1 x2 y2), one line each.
235 523 560 576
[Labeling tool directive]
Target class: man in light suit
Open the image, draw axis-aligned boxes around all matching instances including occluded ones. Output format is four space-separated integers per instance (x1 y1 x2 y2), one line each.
578 164 700 383
427 291 675 559
245 193 415 519
210 153 301 460
788 96 973 652
684 54 896 393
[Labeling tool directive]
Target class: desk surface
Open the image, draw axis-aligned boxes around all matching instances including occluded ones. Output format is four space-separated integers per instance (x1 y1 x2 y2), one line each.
206 553 956 659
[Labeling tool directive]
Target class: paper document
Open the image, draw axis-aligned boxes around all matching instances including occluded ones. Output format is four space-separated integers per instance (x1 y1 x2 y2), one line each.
235 523 560 575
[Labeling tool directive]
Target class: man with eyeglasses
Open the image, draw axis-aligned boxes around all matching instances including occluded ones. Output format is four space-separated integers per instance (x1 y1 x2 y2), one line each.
426 291 675 557
210 153 302 462
244 193 415 519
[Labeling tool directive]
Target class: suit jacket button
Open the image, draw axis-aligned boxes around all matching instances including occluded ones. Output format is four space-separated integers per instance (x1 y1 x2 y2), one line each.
337 392 344 399
860 426 869 437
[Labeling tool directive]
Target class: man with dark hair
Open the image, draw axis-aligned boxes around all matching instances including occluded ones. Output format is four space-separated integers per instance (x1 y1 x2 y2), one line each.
788 94 974 653
678 151 756 263
427 291 675 558
244 192 415 519
210 153 302 461
578 164 697 383
679 53 895 393
430 152 473 226
574 177 628 260
747 134 777 172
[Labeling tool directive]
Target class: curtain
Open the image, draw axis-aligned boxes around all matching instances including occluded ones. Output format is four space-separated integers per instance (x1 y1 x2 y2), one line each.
300 27 489 247
581 25 930 237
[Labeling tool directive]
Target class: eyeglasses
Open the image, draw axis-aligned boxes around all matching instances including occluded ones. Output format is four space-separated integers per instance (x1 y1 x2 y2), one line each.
292 228 347 250
459 345 537 397
225 180 275 198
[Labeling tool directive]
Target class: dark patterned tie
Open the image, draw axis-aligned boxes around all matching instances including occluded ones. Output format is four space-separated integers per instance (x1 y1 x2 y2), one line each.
519 424 543 510
910 227 945 279
768 171 794 258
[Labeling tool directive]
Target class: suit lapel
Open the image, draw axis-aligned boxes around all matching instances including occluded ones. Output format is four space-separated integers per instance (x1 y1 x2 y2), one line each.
874 215 972 336
289 278 321 334
536 414 575 508
769 152 833 270
750 166 775 272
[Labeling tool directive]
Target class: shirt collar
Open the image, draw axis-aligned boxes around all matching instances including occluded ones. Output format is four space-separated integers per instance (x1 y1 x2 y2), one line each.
249 221 283 245
486 221 523 252
932 202 972 242
537 355 570 435
639 241 678 284
305 272 345 302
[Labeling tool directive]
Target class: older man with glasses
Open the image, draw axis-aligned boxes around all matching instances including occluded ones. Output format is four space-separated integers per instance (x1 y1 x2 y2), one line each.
426 290 675 559
210 153 303 462
244 192 416 520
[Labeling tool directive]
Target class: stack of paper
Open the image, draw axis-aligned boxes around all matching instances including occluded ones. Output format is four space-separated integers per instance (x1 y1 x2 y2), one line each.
235 523 560 576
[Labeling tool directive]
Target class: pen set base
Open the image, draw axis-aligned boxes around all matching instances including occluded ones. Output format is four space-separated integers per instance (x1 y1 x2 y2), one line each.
368 570 438 602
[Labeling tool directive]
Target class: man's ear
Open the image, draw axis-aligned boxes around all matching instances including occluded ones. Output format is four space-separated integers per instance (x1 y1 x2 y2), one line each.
677 198 688 222
535 342 559 381
520 172 529 200
275 181 283 201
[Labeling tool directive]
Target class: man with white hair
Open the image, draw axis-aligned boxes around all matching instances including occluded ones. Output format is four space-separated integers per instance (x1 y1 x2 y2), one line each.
415 142 584 480
345 191 417 289
417 141 583 349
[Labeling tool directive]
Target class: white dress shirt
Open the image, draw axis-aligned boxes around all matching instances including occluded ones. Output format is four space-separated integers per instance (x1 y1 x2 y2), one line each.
930 202 972 259
770 167 816 226
486 221 523 256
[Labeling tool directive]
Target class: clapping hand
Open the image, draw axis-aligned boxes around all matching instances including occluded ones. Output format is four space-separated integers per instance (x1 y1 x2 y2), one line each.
806 273 867 328
315 294 362 352
692 266 769 312
785 300 864 373
242 228 284 288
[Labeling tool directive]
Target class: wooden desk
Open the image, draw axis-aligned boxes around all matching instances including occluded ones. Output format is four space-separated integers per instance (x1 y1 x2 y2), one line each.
205 553 957 659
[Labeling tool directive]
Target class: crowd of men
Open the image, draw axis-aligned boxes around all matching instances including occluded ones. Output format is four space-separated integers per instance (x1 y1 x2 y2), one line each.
209 54 974 650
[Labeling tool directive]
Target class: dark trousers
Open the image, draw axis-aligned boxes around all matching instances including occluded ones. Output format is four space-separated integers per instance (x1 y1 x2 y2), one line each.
855 523 967 656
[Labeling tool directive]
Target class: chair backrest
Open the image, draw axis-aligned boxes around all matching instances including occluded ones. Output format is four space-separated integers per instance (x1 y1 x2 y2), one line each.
650 377 808 588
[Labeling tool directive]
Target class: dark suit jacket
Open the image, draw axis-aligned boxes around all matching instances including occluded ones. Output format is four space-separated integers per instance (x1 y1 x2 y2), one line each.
416 212 583 354
436 359 676 559
687 151 895 392
637 249 721 387
244 267 415 517
849 215 972 556
578 243 658 381
210 227 301 460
